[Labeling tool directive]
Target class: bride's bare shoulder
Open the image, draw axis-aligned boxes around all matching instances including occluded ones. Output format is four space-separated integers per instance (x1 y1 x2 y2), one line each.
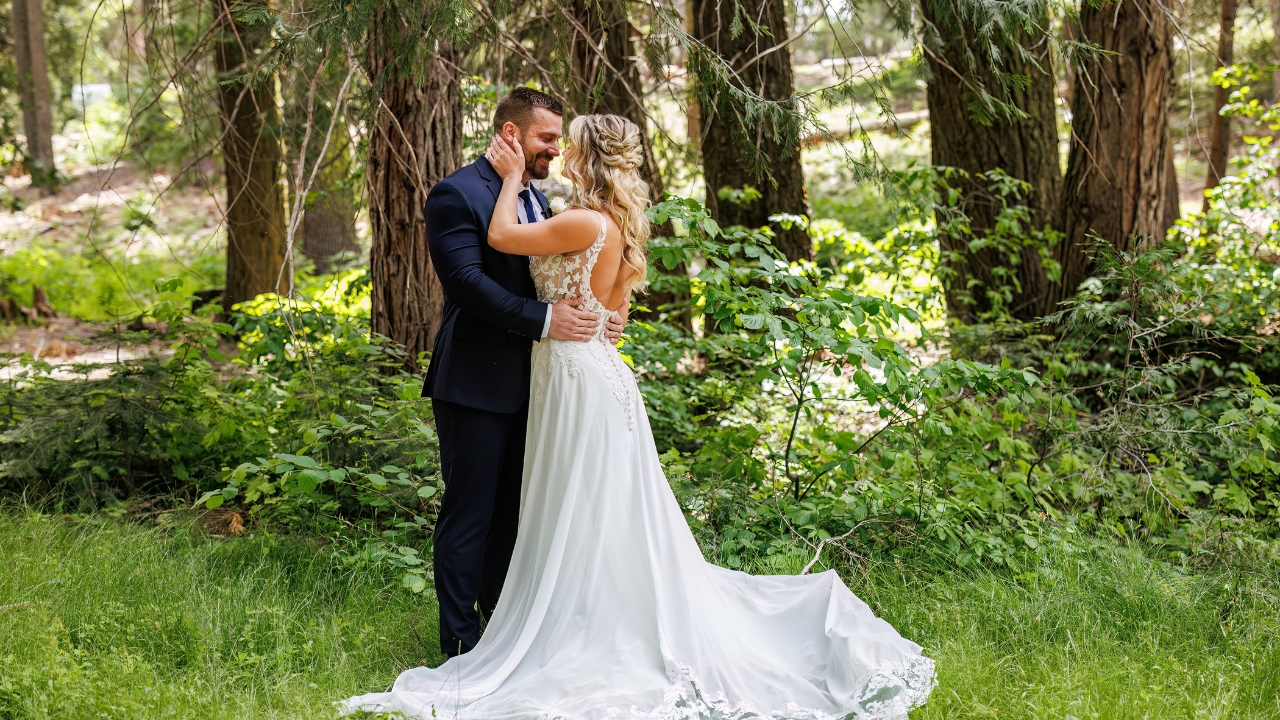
553 208 604 231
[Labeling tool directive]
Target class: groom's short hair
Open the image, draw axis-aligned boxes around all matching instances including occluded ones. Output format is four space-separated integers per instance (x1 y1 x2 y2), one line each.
493 87 563 132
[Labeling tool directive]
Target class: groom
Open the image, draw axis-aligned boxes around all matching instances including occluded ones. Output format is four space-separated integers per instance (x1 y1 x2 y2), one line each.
422 87 623 657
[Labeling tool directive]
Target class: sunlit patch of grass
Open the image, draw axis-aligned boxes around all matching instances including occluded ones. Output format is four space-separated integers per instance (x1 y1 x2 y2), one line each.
0 511 441 719
856 544 1280 719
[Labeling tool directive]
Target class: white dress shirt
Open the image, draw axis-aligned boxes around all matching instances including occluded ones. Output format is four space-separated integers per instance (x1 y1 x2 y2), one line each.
517 183 555 338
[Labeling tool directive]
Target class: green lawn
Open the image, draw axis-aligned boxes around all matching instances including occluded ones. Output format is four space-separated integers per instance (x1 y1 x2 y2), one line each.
1 512 1277 719
0 512 440 719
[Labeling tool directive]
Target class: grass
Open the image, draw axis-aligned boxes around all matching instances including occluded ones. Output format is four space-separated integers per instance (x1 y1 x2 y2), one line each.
2 511 1278 719
858 551 1280 719
0 512 442 719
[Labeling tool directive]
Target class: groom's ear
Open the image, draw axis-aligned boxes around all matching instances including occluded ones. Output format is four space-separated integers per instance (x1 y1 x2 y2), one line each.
500 122 520 145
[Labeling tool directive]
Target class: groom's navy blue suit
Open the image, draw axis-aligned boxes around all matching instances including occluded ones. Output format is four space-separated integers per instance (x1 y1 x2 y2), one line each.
423 155 552 656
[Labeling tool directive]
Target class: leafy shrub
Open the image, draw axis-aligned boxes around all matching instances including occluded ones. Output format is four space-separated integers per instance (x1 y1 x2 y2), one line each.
634 197 1051 569
640 182 1280 573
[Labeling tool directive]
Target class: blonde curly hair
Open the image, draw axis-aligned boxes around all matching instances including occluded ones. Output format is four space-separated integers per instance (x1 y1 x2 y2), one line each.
562 114 650 293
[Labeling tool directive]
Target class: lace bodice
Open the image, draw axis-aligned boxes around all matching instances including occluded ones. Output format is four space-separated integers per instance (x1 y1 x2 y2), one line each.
529 210 612 341
528 210 638 430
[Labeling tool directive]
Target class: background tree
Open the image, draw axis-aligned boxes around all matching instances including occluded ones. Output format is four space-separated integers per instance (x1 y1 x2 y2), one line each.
301 126 359 273
1050 0 1177 310
690 0 812 262
920 0 1061 322
365 2 462 370
11 0 55 189
1203 0 1237 208
217 0 288 309
567 0 663 201
284 57 361 275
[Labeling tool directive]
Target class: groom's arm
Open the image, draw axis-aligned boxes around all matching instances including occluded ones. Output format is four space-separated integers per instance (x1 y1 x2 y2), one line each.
426 181 548 341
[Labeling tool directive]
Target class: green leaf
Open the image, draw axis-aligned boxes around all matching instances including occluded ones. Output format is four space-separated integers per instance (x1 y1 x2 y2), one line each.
275 453 319 469
417 486 438 499
296 469 324 494
402 574 427 594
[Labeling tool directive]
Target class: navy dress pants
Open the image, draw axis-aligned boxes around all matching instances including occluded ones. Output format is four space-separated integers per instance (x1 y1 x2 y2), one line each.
431 398 528 656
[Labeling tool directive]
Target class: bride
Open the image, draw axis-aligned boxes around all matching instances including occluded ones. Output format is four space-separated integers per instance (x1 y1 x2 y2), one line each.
345 114 935 719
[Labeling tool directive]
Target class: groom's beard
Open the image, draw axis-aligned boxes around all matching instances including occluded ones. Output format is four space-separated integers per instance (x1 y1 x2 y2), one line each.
526 152 554 180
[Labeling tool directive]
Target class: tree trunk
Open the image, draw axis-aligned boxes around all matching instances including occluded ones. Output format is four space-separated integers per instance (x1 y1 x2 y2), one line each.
683 0 700 156
127 0 152 67
216 0 288 309
366 27 461 371
1203 0 1237 209
921 0 1062 323
302 116 359 274
1051 0 1176 310
1163 147 1180 230
568 0 664 201
1273 0 1280 103
690 0 812 262
11 0 55 189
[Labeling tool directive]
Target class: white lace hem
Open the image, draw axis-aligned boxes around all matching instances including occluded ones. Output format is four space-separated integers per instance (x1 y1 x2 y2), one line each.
600 655 936 720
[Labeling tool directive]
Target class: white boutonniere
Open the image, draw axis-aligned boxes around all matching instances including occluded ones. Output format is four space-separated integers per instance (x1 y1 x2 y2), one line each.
548 197 568 215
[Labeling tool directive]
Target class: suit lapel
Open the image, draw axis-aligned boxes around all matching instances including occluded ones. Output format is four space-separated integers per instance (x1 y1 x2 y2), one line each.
476 155 504 202
475 155 534 266
531 186 552 219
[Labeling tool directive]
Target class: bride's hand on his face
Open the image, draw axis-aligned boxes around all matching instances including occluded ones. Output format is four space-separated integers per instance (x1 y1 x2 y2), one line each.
487 134 525 183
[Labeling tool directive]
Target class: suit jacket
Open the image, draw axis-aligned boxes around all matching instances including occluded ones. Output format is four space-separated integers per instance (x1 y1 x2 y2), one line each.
422 156 552 413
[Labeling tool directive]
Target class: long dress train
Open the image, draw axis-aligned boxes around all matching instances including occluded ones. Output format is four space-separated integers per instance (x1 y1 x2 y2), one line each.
345 213 935 719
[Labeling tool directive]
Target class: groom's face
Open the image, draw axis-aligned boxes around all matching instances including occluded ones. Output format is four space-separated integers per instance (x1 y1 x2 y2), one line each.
505 108 562 182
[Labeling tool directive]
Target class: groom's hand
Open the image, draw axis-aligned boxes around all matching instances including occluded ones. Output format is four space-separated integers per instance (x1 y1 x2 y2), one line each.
604 306 627 344
548 298 598 342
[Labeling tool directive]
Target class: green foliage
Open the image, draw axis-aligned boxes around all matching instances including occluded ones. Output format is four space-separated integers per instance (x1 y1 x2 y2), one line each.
926 80 1280 567
639 179 1280 574
0 239 222 323
0 271 443 592
639 196 1051 569
0 296 237 506
930 166 1063 320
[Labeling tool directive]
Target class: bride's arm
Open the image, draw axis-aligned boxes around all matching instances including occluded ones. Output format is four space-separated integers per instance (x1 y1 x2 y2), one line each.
486 135 599 256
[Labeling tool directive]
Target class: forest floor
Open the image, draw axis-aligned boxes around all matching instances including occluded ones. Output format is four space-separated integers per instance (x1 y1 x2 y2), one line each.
2 511 1277 719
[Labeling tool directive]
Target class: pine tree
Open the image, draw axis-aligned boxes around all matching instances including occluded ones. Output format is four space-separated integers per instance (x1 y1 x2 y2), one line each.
920 0 1062 322
1203 0 1238 208
1052 0 1177 311
689 0 811 262
568 0 664 201
365 6 461 369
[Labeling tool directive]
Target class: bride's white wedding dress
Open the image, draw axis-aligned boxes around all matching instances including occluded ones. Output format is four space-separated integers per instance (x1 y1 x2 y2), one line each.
345 214 935 719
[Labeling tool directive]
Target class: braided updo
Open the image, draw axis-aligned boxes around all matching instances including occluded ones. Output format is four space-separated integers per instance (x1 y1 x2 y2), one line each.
562 114 650 293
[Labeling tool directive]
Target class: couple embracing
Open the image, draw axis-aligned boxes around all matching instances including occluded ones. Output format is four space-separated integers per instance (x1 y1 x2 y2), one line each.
345 88 935 719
